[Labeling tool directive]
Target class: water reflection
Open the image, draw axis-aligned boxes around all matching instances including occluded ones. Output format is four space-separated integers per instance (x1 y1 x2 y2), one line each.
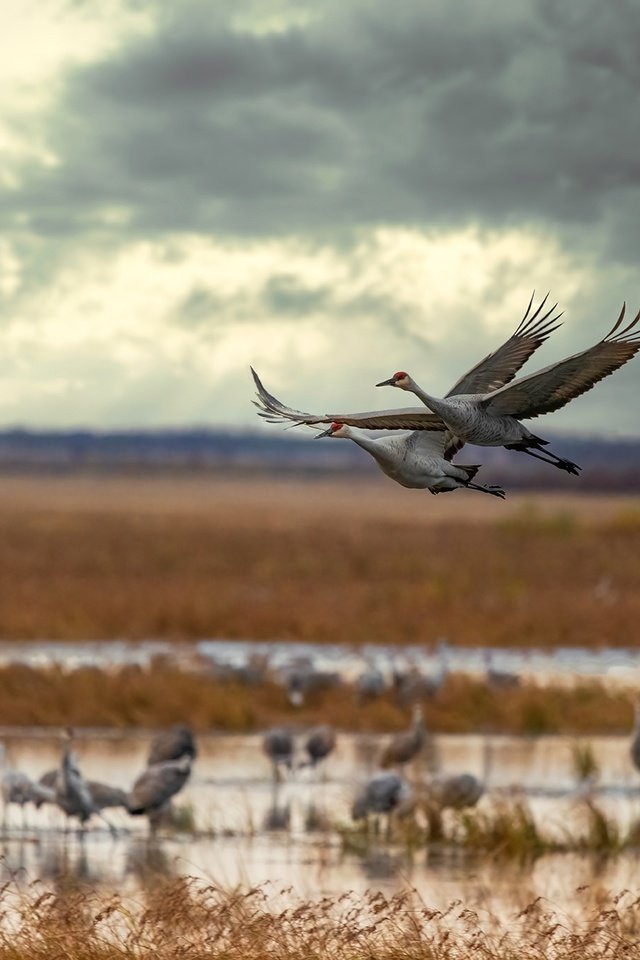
262 783 290 832
0 728 637 912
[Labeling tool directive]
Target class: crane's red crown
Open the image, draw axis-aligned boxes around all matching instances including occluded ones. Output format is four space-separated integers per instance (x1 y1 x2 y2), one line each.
394 371 408 381
331 421 343 431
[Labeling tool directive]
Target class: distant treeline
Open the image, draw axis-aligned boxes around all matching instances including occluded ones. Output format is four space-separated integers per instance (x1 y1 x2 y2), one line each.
0 427 638 490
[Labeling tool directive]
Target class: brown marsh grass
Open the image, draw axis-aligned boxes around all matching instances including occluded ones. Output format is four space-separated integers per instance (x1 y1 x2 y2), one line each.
0 472 637 647
341 795 640 859
0 662 633 734
1 876 639 959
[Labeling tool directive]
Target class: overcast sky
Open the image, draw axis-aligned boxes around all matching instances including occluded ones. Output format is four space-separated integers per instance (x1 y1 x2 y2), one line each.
1 0 639 432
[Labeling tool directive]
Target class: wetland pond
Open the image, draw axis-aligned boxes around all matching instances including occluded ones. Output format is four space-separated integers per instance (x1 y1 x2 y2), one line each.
1 728 640 920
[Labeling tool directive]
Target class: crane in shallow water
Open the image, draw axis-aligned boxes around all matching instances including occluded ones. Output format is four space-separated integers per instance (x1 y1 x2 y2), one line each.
39 768 128 814
380 704 429 770
262 728 295 781
300 725 336 772
427 772 484 810
1 771 54 830
127 755 192 834
376 304 640 475
51 729 117 835
351 772 413 834
147 725 198 766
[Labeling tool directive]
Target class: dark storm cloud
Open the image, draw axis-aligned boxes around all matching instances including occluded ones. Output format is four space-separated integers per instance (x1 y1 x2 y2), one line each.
4 0 640 253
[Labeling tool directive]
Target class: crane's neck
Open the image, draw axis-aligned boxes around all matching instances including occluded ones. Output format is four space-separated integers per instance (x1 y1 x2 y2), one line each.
411 706 425 734
61 742 75 785
406 380 450 418
341 427 389 462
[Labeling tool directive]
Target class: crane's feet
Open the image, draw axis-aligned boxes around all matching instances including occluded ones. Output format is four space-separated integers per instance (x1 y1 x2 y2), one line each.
508 442 582 476
556 457 581 476
467 482 506 499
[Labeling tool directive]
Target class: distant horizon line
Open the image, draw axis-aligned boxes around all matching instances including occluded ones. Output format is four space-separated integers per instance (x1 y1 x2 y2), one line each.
0 424 637 444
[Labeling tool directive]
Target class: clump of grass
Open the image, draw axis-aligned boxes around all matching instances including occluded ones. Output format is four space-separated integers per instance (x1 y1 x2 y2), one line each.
338 796 639 861
456 798 549 860
171 802 197 834
571 741 600 785
578 801 621 854
0 876 638 959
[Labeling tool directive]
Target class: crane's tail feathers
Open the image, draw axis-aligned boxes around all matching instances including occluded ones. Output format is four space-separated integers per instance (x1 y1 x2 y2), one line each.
467 482 506 499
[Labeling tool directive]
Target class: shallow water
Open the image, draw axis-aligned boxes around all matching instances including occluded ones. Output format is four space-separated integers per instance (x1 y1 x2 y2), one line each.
0 638 639 688
1 729 640 913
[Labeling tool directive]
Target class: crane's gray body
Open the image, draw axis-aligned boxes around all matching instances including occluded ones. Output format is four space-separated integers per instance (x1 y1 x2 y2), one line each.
428 773 484 810
148 725 197 766
352 772 412 820
127 755 191 815
304 725 336 767
380 705 427 769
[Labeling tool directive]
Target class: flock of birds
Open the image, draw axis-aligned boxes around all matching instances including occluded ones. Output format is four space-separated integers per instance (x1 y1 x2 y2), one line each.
251 294 640 497
0 710 485 838
263 705 484 831
1 725 196 834
4 701 640 838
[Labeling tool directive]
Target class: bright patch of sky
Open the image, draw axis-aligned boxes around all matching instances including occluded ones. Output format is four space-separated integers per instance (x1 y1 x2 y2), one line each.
0 0 638 433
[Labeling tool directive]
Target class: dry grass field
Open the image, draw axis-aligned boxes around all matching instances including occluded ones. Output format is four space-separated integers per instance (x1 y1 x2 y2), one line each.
1 878 639 960
0 471 636 647
0 661 633 733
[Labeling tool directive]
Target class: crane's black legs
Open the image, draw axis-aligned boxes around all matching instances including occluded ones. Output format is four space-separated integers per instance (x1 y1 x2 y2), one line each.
510 445 581 475
467 482 506 500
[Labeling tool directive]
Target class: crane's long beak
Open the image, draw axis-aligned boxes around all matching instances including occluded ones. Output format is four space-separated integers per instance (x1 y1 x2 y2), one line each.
375 377 396 387
314 426 333 439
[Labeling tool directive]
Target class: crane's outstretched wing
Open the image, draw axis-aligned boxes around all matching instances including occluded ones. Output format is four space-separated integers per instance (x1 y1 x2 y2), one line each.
408 429 465 462
251 368 447 432
446 292 563 397
481 305 640 420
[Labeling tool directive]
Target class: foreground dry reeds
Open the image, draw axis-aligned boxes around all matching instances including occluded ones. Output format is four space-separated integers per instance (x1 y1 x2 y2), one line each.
0 473 637 648
0 661 633 734
1 877 639 959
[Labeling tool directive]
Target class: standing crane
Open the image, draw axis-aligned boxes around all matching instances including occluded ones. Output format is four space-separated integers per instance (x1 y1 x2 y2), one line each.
379 704 428 770
262 728 294 781
301 725 336 771
351 772 413 833
127 755 192 833
147 725 197 766
376 304 640 474
52 729 117 834
427 773 484 810
1 771 54 831
39 768 127 814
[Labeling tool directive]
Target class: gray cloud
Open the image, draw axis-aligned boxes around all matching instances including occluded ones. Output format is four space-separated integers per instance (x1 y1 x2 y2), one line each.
169 273 433 352
2 0 639 254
